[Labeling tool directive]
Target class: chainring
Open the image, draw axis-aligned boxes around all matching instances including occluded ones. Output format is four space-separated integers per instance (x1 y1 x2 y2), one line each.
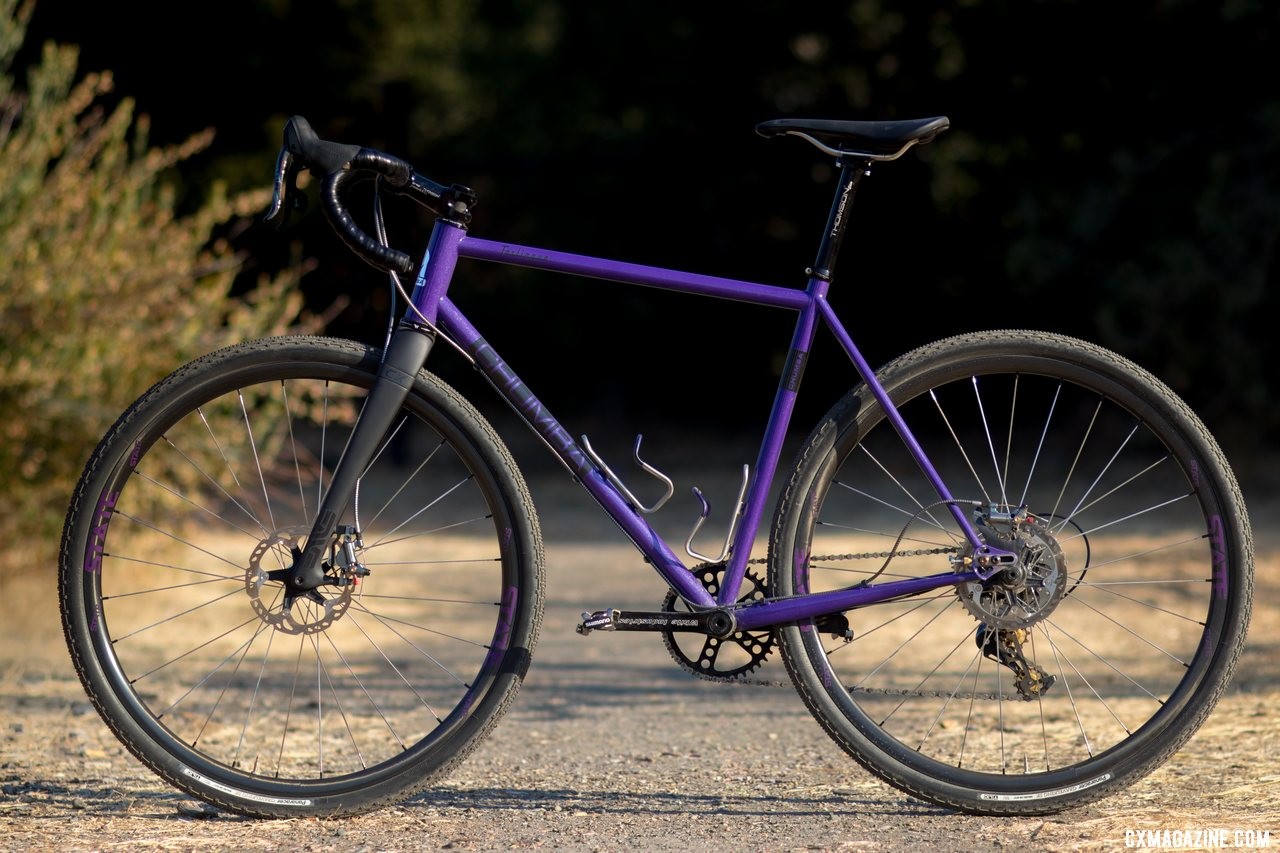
661 564 774 681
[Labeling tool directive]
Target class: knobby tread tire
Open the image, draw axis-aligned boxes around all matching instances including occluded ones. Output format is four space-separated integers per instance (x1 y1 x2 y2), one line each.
768 330 1252 815
59 336 545 817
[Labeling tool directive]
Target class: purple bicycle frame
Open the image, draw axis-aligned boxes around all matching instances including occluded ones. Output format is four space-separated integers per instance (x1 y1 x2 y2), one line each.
407 219 1004 631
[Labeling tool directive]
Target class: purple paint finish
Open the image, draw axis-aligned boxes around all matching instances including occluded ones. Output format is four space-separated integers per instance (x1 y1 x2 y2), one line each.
733 569 982 631
409 221 466 324
457 237 811 310
437 298 715 609
815 297 986 550
414 233 999 617
718 277 827 606
84 490 119 575
1209 515 1228 599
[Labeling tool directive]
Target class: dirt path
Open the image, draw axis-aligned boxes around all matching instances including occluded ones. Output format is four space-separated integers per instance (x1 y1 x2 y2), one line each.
3 470 1277 852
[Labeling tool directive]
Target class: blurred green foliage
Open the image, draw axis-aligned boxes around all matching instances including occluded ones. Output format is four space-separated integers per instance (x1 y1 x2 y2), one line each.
0 0 305 579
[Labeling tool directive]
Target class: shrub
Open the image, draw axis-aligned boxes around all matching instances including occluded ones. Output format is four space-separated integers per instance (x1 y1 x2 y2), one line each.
0 1 306 580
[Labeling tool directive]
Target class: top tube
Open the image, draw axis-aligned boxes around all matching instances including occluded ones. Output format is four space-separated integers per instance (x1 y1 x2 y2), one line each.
456 237 811 310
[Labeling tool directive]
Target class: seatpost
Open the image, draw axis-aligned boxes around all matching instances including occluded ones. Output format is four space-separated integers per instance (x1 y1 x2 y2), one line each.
809 158 868 282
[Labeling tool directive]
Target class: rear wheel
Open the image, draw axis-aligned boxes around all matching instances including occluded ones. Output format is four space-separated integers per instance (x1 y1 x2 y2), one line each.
60 336 544 817
771 330 1252 814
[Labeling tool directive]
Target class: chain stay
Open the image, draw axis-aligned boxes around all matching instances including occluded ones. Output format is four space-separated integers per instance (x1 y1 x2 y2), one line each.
676 545 1030 699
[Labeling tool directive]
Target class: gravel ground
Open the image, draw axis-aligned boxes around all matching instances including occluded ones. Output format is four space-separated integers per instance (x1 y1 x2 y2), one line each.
4 456 1277 852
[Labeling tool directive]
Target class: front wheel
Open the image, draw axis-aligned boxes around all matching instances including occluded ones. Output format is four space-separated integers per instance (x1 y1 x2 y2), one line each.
59 336 544 817
770 330 1252 814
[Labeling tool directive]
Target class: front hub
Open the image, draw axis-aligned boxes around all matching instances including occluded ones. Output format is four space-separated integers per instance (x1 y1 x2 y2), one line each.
245 527 357 635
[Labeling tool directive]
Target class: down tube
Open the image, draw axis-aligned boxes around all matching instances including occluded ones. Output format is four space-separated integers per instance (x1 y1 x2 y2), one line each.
435 297 717 609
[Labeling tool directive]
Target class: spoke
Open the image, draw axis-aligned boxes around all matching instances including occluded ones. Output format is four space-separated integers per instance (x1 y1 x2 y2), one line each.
312 633 324 776
1029 629 1051 772
1019 381 1061 507
348 599 488 653
852 598 959 689
915 645 984 751
929 388 991 503
857 445 955 536
1045 617 1162 705
972 376 1009 505
347 600 479 691
196 407 269 536
317 382 329 512
230 624 278 768
111 584 245 643
365 514 493 551
104 552 241 582
364 436 444 529
128 613 262 682
133 470 262 540
1071 533 1202 571
345 610 446 721
957 651 984 769
321 631 406 754
1047 399 1101 524
280 381 311 526
360 414 410 478
366 476 474 549
313 633 368 772
367 556 501 567
357 593 500 606
1052 457 1168 536
880 627 976 726
811 563 945 581
238 389 277 532
110 510 245 571
816 519 956 549
1073 581 1207 625
316 394 369 512
104 575 243 599
275 634 307 777
1039 621 1093 758
834 482 954 535
1052 422 1141 535
1057 492 1193 541
161 435 267 536
822 593 952 657
1063 593 1191 666
156 619 272 721
1004 375 1018 503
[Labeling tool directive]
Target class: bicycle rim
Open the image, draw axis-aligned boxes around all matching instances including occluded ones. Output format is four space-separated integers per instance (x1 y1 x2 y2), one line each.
771 331 1251 812
60 337 542 814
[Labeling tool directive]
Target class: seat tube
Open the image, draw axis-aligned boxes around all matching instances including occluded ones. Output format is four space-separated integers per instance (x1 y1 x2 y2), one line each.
718 279 826 606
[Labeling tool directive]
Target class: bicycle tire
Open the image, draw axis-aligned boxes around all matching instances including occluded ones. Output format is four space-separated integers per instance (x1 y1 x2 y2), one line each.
769 330 1251 814
59 335 544 817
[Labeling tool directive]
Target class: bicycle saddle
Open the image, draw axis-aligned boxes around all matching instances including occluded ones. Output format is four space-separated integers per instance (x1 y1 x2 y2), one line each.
756 116 949 157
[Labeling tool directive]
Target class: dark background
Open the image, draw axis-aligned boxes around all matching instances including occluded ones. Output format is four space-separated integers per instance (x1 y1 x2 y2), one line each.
17 0 1279 454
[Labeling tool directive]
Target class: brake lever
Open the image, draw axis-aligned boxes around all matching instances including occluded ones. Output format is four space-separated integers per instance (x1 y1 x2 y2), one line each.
263 148 307 228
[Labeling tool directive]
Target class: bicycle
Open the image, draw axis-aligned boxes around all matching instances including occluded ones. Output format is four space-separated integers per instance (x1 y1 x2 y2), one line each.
59 114 1253 818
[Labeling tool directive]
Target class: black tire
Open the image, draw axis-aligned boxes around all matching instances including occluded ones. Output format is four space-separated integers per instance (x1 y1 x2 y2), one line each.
770 330 1251 814
59 336 544 817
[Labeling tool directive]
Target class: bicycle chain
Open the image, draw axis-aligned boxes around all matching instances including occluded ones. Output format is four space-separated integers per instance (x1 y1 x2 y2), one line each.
669 545 1028 700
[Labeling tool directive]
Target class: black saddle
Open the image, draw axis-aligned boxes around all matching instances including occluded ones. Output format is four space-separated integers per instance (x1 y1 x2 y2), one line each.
756 116 950 156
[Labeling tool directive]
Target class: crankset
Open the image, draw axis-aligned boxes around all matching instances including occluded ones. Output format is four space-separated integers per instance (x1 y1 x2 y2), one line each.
661 564 775 681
